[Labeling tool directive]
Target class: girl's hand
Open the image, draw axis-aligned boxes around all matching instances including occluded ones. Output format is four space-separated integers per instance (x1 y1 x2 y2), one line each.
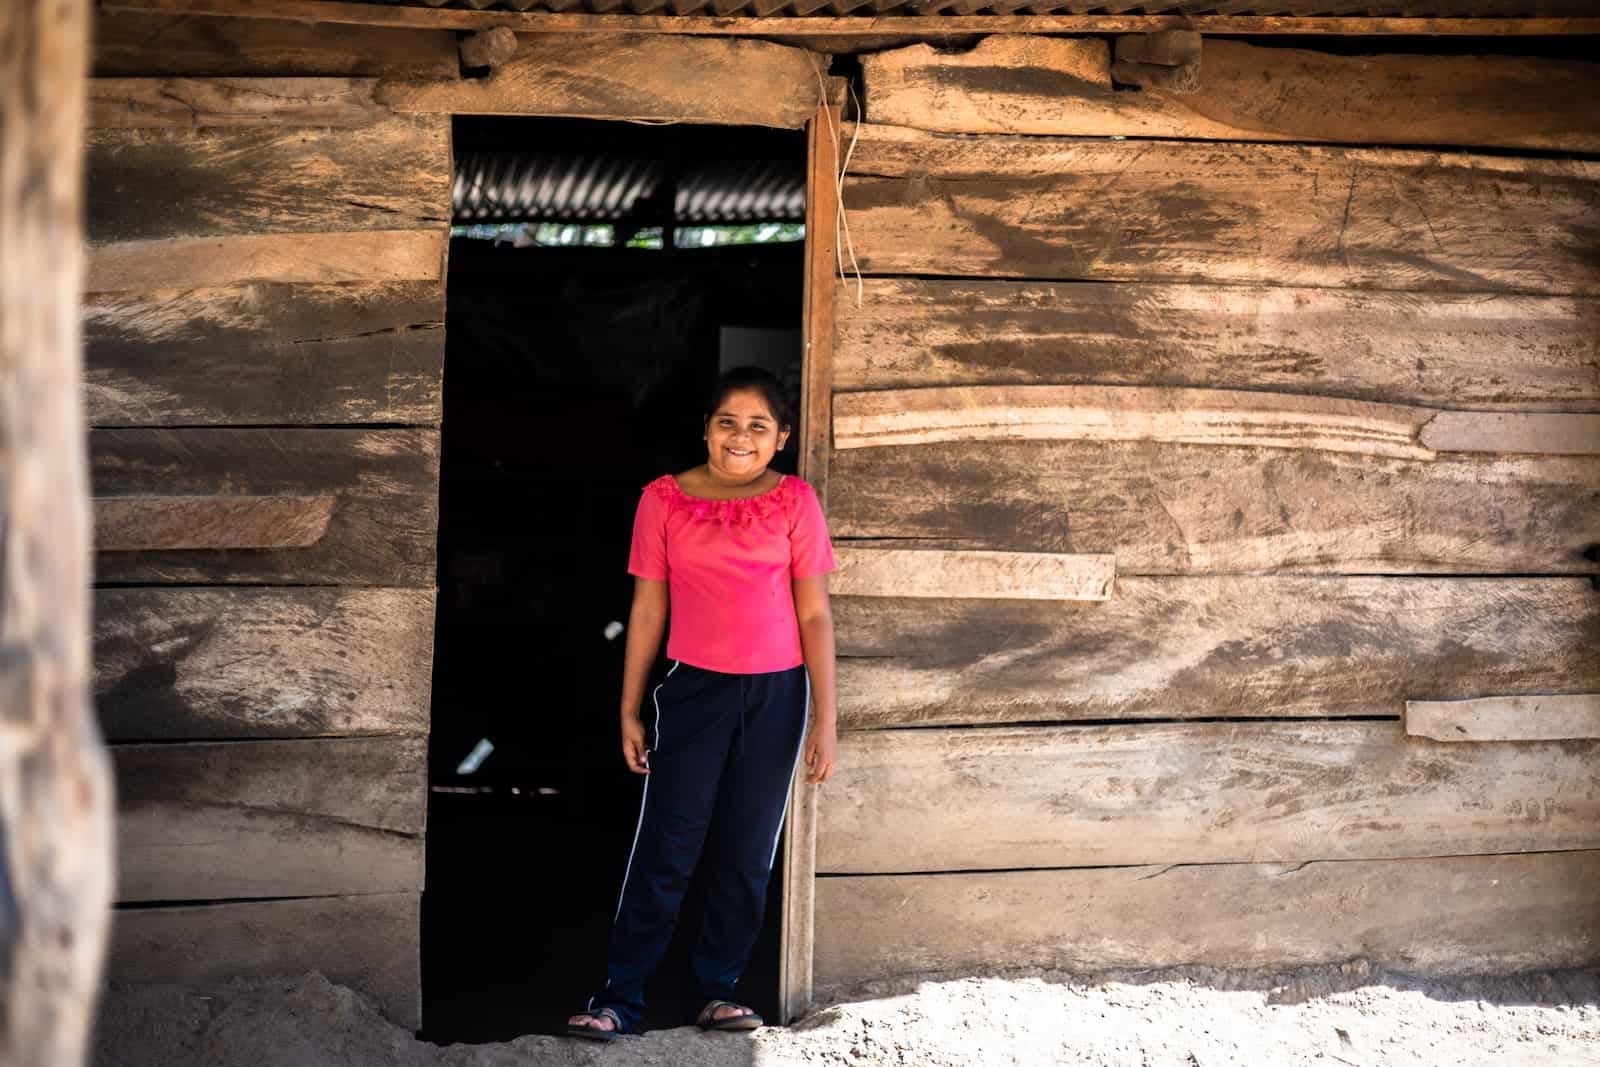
621 716 650 775
803 720 837 784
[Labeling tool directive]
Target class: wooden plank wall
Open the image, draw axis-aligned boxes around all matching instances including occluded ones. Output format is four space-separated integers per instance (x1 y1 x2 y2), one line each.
86 52 449 1029
816 36 1600 996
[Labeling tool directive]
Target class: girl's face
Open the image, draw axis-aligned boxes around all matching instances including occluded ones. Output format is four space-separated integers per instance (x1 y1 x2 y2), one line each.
704 387 790 481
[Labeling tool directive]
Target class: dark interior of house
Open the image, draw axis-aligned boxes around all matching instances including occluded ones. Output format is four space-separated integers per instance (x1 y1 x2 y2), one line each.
420 116 807 1044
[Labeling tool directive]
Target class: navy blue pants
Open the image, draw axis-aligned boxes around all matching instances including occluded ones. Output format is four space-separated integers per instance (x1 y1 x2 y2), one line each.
587 660 809 1032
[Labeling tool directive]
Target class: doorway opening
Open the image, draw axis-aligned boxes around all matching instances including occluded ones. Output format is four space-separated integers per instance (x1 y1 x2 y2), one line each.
420 116 807 1044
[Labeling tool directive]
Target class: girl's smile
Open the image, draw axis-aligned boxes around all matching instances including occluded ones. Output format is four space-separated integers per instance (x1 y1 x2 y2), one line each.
703 387 790 485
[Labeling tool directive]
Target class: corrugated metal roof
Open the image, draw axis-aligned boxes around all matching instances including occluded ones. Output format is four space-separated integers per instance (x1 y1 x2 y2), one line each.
453 152 805 224
365 1 1590 16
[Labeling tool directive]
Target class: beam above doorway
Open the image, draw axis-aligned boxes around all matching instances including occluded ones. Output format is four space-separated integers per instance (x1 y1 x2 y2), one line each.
98 1 1600 37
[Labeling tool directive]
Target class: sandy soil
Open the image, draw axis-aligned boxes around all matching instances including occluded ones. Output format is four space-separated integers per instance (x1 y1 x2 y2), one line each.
91 964 1600 1067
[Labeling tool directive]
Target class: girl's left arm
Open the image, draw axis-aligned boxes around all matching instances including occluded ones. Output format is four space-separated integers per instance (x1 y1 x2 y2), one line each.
793 574 837 783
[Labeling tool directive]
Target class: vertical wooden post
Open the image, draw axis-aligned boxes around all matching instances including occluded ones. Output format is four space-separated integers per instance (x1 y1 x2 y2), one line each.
0 2 118 1065
781 85 842 1025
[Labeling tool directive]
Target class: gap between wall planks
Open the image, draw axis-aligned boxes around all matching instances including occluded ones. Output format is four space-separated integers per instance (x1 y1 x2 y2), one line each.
780 91 843 1027
816 721 1600 874
108 893 422 1031
1407 694 1600 743
861 36 1600 152
814 850 1600 991
831 385 1600 458
94 1 1600 37
829 576 1598 730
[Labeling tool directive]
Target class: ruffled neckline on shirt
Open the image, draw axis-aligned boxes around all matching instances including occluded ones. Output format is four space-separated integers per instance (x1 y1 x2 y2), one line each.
648 473 800 526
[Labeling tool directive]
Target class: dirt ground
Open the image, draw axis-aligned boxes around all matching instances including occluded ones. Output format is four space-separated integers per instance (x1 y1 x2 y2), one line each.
91 964 1600 1067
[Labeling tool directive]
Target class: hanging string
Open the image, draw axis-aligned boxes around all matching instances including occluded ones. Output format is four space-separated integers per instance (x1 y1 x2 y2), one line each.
812 60 864 309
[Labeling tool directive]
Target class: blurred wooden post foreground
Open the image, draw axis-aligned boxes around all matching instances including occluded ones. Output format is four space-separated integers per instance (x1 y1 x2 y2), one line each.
0 2 117 1065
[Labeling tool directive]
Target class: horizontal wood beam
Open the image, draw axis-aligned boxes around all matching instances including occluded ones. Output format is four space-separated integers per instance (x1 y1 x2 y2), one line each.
86 230 445 291
834 386 1600 458
831 439 1598 575
85 281 444 427
377 32 826 128
114 737 425 902
1406 694 1600 743
818 721 1600 873
833 280 1600 412
87 117 449 246
833 547 1114 600
108 893 420 1030
94 586 435 740
89 77 386 127
94 495 335 551
91 427 439 585
97 2 1600 36
815 851 1600 990
862 36 1600 153
832 577 1598 729
841 127 1600 295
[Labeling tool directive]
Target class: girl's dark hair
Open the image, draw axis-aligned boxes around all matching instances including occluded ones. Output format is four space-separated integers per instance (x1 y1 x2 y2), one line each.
705 365 793 429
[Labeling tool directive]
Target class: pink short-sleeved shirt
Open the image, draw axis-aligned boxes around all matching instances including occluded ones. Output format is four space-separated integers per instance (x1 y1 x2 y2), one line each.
627 473 836 675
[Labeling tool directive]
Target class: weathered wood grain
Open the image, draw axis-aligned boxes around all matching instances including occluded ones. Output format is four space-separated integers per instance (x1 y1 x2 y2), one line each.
1407 694 1600 743
819 722 1600 874
87 116 449 244
832 577 1598 728
830 439 1599 575
90 428 439 585
95 495 335 550
115 736 424 902
814 851 1600 988
863 36 1600 152
85 229 446 292
836 385 1600 459
1419 411 1600 456
89 77 387 127
832 280 1600 412
108 893 420 1029
835 385 1442 460
833 547 1113 601
841 125 1600 294
94 586 435 740
84 281 444 425
379 33 824 128
0 3 116 1063
93 11 456 79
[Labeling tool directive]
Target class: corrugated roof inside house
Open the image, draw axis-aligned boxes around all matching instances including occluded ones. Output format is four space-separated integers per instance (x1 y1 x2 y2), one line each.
453 153 806 224
347 0 1592 17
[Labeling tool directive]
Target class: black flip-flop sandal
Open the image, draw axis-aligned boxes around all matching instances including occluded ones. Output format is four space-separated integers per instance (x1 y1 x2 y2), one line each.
696 999 764 1031
567 1005 626 1041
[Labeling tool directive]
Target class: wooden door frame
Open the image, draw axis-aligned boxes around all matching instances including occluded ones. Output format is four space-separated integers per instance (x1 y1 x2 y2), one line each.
440 93 840 1025
781 95 841 1025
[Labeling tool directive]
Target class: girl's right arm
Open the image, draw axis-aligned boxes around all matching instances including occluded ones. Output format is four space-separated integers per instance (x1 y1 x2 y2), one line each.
619 576 668 774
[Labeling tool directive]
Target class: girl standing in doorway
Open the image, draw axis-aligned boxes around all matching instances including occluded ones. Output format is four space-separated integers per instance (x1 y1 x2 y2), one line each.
566 365 839 1039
